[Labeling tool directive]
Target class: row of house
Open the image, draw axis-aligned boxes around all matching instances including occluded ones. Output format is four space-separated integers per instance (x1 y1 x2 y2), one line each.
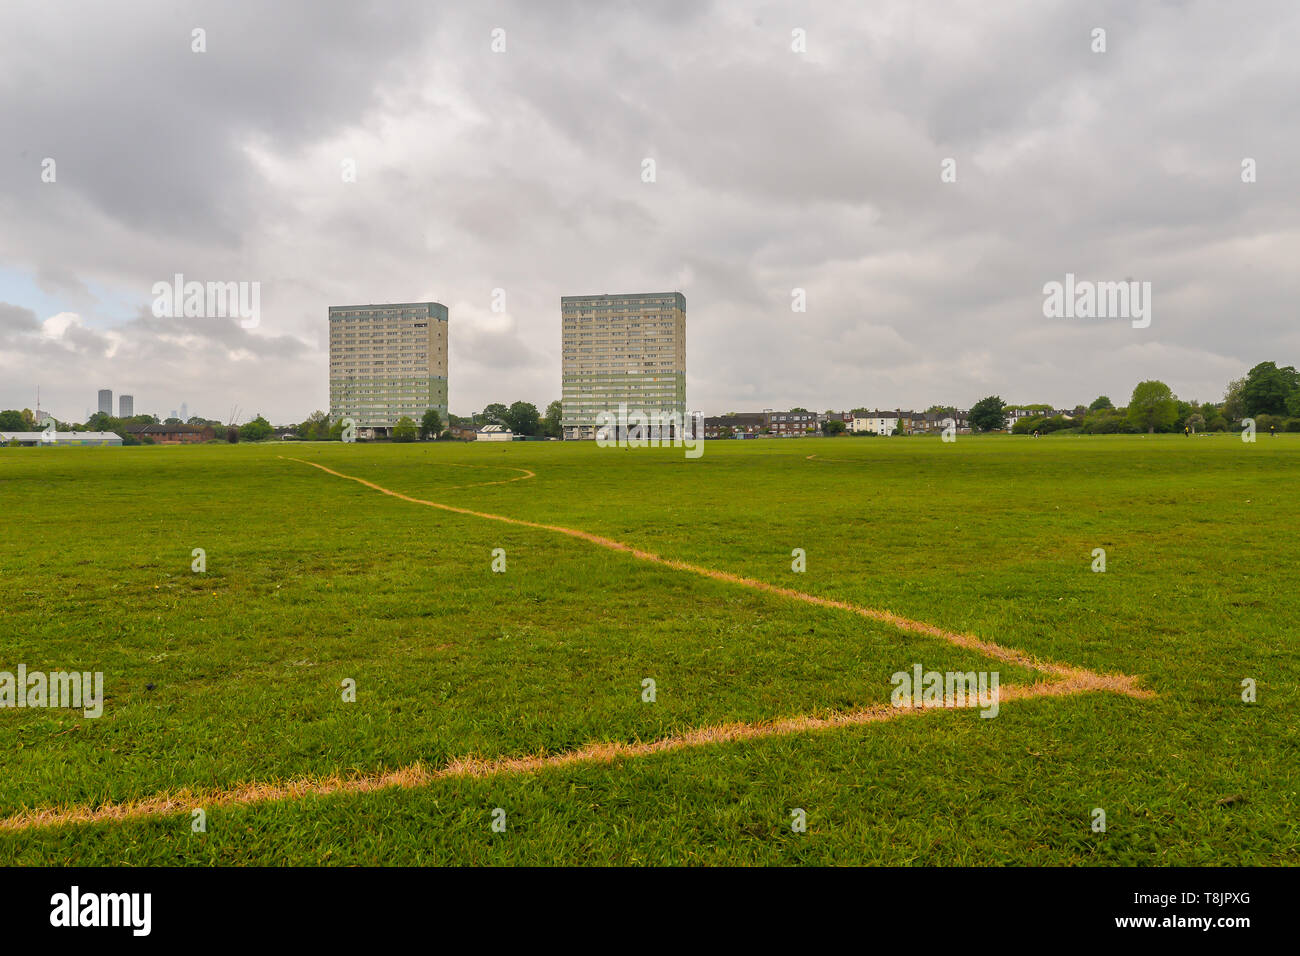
851 411 976 435
702 409 974 438
699 406 1086 438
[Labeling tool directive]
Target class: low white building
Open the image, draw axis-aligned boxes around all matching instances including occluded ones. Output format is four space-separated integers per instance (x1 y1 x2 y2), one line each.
475 424 514 442
851 413 900 435
0 431 123 447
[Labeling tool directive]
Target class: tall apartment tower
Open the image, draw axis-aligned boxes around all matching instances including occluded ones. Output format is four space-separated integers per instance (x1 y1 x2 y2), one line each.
561 292 686 440
97 389 112 416
328 302 448 437
119 394 134 418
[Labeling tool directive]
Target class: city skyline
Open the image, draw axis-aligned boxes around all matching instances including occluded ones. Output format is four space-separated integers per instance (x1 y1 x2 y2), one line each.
3 2 1298 425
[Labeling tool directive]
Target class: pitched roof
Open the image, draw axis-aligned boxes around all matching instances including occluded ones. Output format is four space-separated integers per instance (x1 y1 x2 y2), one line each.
125 424 212 434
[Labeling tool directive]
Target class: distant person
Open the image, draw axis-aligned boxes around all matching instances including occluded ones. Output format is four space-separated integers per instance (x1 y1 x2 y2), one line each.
1271 424 1276 438
1184 426 1190 437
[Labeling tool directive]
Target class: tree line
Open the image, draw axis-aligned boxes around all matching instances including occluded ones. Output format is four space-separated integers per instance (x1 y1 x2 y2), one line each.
966 361 1300 435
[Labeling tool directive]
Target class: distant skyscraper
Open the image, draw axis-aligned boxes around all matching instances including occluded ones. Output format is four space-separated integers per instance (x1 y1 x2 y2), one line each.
170 410 178 421
119 394 134 418
328 301 448 436
97 389 112 416
561 292 686 440
180 402 188 422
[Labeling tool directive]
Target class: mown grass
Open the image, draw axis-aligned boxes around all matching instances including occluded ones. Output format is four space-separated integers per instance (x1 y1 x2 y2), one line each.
0 435 1295 864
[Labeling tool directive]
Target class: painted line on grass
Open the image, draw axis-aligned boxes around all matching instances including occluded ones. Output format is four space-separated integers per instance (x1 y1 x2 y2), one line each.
283 457 1149 698
406 460 535 491
0 679 1099 833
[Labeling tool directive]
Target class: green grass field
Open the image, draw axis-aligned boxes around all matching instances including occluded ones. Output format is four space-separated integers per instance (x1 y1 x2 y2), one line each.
0 435 1295 865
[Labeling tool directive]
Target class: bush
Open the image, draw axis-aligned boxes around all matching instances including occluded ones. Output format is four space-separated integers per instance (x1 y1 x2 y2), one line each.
1013 415 1067 435
1081 409 1137 434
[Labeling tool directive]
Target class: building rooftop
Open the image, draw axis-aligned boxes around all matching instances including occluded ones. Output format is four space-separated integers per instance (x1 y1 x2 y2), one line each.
561 291 685 302
125 424 212 434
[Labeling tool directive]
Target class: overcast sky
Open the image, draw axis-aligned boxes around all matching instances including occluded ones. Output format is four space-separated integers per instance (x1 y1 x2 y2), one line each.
2 0 1297 424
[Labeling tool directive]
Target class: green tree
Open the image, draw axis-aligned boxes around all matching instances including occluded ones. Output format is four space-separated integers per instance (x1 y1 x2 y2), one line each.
1222 377 1246 422
821 419 846 436
419 408 443 440
238 415 273 442
968 396 1007 433
541 400 563 438
0 410 24 430
481 403 510 427
1241 362 1299 417
1186 413 1206 434
298 410 330 440
393 416 417 442
1127 381 1178 434
1089 395 1113 411
85 411 115 432
504 401 540 436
